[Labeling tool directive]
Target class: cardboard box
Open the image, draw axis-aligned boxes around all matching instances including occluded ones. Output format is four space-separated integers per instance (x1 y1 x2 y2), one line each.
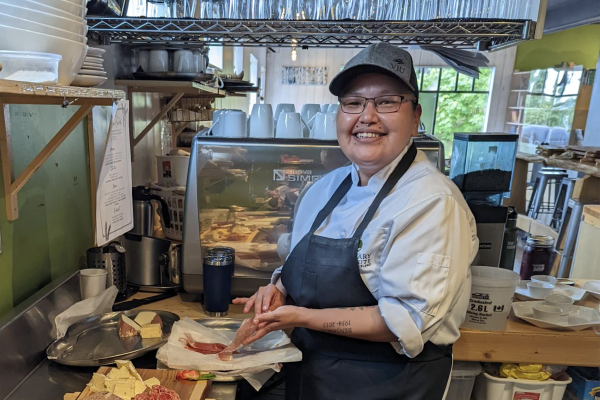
565 367 600 400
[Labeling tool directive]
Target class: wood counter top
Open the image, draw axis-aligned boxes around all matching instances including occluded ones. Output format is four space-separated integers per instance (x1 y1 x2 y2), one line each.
128 288 600 367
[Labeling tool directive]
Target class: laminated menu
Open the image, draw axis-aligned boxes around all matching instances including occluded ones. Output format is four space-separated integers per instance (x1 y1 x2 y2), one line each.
95 100 134 246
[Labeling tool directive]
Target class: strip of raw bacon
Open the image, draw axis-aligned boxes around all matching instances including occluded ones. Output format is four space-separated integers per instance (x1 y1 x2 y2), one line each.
180 333 227 354
217 318 257 362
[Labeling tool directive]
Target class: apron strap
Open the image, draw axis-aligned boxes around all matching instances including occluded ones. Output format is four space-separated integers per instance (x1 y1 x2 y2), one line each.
309 174 353 233
352 143 417 239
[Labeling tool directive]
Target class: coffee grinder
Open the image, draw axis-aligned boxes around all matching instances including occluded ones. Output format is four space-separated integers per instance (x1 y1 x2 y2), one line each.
449 133 519 267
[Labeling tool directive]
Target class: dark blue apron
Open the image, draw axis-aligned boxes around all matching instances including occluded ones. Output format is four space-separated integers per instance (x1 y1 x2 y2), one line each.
280 143 452 400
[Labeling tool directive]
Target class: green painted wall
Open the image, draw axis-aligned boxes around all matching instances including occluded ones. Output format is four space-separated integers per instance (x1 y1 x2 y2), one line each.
0 105 94 317
515 25 600 72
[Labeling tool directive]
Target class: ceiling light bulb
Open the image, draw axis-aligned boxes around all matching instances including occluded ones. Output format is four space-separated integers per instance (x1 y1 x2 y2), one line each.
291 49 297 61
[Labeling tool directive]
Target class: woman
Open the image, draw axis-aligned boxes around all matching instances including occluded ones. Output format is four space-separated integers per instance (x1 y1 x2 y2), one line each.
233 43 479 400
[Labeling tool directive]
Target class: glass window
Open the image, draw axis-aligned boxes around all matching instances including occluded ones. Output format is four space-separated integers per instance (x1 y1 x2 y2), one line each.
440 69 457 91
421 68 440 91
457 74 473 91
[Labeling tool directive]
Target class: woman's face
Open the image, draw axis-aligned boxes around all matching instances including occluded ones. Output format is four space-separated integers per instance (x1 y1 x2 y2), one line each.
336 73 421 178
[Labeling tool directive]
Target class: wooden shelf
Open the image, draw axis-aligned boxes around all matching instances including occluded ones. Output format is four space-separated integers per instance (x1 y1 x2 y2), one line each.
0 80 125 221
114 79 225 159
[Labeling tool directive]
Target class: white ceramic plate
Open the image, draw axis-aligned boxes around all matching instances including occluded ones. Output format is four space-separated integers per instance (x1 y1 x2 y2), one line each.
78 69 107 76
583 281 600 301
86 47 106 57
515 281 587 301
71 74 107 87
512 301 600 331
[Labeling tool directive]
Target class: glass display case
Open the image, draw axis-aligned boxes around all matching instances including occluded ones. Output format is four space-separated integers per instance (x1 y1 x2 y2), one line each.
449 133 519 194
182 135 446 297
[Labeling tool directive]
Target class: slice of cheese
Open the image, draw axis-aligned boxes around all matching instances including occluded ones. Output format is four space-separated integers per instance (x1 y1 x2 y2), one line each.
107 366 131 380
143 377 161 388
63 392 81 400
140 323 162 339
134 380 147 395
134 311 158 326
118 315 141 338
115 360 144 382
113 380 135 400
87 373 106 392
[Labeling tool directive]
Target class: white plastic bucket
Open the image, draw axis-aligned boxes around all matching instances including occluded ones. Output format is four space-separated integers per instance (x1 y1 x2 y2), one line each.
462 266 520 331
474 372 571 400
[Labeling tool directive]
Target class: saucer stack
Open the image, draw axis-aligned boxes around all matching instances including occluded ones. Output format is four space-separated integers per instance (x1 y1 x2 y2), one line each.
72 47 107 87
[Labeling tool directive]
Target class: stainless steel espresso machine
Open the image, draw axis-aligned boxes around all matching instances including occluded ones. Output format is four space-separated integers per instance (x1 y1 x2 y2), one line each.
181 134 446 298
449 133 519 267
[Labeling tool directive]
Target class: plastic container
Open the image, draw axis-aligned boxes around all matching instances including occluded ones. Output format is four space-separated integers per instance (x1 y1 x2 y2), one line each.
447 362 482 400
158 186 186 241
0 50 61 84
462 266 520 331
157 155 190 187
474 372 572 400
449 133 519 193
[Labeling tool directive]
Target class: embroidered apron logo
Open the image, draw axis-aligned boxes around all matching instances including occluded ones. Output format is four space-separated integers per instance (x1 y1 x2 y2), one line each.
358 252 372 269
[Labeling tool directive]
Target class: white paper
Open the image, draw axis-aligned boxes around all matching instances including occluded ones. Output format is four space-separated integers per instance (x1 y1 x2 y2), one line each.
54 285 118 339
156 317 302 390
95 100 134 246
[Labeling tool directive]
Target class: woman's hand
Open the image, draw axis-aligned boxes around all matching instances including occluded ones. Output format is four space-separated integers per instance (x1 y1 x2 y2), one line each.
242 305 306 346
232 283 285 316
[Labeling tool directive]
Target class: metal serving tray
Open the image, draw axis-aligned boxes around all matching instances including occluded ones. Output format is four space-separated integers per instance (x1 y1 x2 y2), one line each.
46 310 180 367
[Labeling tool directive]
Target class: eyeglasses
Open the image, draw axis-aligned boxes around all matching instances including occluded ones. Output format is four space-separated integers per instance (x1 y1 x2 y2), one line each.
338 95 417 114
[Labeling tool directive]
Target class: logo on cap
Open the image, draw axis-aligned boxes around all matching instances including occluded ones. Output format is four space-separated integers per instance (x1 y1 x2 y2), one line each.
393 58 406 65
389 60 406 74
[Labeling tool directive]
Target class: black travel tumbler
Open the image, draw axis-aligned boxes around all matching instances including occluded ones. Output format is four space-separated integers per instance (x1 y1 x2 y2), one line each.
202 250 234 317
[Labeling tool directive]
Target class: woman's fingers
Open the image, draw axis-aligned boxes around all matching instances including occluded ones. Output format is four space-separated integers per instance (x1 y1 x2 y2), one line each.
232 297 248 305
243 325 275 346
242 294 256 313
261 285 277 312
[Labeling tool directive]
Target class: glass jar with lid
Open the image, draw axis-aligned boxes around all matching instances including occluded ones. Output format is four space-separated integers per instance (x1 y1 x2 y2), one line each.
520 235 555 280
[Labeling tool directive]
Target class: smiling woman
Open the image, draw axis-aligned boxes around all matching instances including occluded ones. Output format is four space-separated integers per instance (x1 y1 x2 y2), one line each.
234 42 479 400
336 73 422 185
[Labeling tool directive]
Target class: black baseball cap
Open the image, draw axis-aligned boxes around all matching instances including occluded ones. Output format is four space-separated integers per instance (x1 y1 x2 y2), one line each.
329 43 419 100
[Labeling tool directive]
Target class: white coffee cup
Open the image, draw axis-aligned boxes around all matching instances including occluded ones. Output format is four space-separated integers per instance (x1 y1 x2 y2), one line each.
301 104 321 127
274 103 296 122
79 268 108 300
311 112 337 140
320 104 330 113
277 112 308 139
213 110 247 138
327 104 339 113
149 49 169 72
249 104 274 138
211 109 233 136
138 50 149 71
174 50 193 73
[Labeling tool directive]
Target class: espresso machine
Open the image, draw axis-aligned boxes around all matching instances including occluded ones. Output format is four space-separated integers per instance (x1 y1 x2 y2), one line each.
450 133 519 268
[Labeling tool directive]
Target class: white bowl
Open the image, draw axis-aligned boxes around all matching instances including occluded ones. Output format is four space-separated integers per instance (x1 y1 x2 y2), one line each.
0 23 87 86
543 293 574 315
1 0 84 21
0 2 87 37
531 275 558 286
0 13 85 43
29 0 85 17
532 304 562 323
527 281 554 298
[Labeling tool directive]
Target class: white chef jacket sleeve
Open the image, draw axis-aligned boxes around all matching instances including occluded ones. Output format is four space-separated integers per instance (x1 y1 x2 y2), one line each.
377 194 475 358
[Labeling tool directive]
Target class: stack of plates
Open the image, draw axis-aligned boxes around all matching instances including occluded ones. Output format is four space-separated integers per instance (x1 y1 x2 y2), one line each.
0 0 89 86
73 47 107 87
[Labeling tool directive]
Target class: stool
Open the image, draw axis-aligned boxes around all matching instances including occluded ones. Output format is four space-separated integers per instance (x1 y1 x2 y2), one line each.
550 177 577 231
527 169 568 219
556 198 600 278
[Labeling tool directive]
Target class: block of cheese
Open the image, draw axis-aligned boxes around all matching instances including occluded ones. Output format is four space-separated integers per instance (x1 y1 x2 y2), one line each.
87 373 106 393
134 311 163 328
107 366 130 380
143 377 161 388
118 315 141 338
140 323 162 339
113 380 135 400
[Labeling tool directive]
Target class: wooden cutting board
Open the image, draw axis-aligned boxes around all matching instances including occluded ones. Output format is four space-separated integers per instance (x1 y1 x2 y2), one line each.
76 367 211 400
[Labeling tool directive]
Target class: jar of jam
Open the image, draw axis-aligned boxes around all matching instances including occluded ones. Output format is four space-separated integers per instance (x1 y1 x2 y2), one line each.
520 235 555 280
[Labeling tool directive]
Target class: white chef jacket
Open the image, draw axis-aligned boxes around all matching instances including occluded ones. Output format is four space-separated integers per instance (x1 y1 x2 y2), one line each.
272 141 479 358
